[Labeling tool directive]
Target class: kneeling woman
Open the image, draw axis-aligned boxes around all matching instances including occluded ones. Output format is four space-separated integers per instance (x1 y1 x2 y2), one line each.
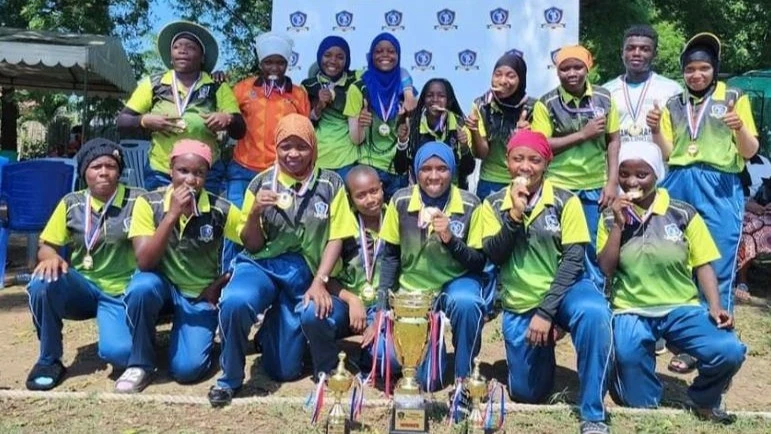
378 142 487 392
479 130 612 434
210 114 357 406
598 142 746 424
26 139 143 390
119 140 242 393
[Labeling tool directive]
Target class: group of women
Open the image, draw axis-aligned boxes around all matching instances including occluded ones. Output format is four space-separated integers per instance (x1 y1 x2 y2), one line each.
25 20 758 434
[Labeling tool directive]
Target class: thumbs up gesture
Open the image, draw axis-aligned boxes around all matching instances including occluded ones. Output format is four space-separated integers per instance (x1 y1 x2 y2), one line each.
359 99 373 128
646 100 662 133
516 108 531 130
722 99 743 131
465 104 480 132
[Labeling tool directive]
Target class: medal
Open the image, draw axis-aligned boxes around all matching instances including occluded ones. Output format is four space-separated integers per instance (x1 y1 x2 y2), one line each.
276 191 293 209
171 71 200 125
175 119 187 132
378 123 391 137
418 207 440 229
376 92 397 137
513 176 530 187
82 254 94 270
686 95 711 158
83 189 118 271
270 163 316 211
688 142 699 156
361 283 376 302
358 214 383 303
628 123 643 137
621 74 652 138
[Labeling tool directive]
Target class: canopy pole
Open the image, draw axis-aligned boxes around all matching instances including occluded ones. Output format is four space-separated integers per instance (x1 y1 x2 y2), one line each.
81 50 89 142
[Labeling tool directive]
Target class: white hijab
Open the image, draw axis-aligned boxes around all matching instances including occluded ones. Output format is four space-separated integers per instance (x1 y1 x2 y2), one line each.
619 141 667 184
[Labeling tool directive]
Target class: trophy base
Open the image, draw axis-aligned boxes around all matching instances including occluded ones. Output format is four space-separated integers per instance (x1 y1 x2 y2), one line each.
326 419 349 434
389 401 428 433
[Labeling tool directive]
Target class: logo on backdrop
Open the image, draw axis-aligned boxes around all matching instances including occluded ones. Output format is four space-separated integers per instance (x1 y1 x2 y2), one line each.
288 51 301 71
456 50 479 71
507 48 525 58
487 8 511 29
412 50 435 71
382 10 404 31
434 9 457 30
333 11 355 32
287 11 309 32
547 48 560 69
542 7 566 29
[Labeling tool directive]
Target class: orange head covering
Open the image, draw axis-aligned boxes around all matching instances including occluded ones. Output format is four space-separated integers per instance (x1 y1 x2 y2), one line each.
555 45 594 69
170 139 212 167
274 113 318 173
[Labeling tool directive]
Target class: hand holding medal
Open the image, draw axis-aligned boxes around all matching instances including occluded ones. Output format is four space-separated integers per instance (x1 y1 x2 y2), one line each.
508 177 530 221
430 210 453 243
253 189 279 215
169 186 194 218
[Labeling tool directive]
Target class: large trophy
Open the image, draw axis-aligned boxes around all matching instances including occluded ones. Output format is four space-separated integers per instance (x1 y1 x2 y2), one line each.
326 352 354 434
465 358 489 434
389 290 433 434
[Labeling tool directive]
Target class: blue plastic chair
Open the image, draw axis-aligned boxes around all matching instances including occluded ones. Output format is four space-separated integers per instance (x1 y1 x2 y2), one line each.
0 160 75 287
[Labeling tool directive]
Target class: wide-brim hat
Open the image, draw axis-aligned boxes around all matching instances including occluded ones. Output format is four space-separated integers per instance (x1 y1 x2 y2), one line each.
158 21 218 73
680 32 721 68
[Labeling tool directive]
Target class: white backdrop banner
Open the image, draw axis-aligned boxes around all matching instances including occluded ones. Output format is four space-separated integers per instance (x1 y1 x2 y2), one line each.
271 0 579 109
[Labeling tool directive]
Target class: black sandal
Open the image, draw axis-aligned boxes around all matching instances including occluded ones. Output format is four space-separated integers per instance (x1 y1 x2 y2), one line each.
25 360 66 391
668 353 697 374
695 407 737 425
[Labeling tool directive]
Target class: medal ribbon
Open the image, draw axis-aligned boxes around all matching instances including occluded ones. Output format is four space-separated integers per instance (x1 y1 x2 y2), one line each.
358 214 383 285
304 372 326 424
625 203 654 226
84 189 119 255
377 92 397 122
686 96 711 142
271 163 317 198
349 374 365 422
621 75 652 124
171 72 201 117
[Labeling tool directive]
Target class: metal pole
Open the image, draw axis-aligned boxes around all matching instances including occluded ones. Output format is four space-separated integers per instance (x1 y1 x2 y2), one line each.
81 50 89 142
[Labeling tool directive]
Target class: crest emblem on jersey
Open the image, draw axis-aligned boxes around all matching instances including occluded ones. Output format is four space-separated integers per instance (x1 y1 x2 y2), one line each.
449 220 465 238
199 224 214 242
542 7 566 29
488 8 511 29
544 214 561 232
593 106 607 118
196 85 210 100
664 224 683 242
382 10 404 31
287 11 309 32
456 49 479 71
412 50 435 71
710 103 728 118
435 9 457 30
314 202 329 219
333 11 355 32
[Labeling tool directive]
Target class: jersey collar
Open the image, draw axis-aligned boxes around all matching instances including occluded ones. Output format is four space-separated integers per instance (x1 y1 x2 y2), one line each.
407 184 465 215
500 179 554 225
88 184 126 212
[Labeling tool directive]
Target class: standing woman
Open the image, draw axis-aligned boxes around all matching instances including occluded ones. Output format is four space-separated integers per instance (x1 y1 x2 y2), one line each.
25 139 143 391
210 114 357 406
404 78 474 189
378 142 487 391
117 21 245 192
466 52 534 200
302 36 359 181
531 45 621 286
344 33 409 200
648 33 759 316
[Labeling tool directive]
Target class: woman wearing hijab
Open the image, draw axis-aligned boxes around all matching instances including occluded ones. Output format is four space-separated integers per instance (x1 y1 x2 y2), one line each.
402 78 474 189
210 114 357 406
598 141 745 424
466 52 535 200
647 33 759 325
478 130 612 434
301 36 359 180
117 20 245 192
120 140 242 393
25 139 143 391
378 142 487 392
344 33 409 200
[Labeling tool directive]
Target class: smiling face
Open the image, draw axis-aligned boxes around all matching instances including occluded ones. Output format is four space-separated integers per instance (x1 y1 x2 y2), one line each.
622 36 656 75
424 81 448 117
618 159 657 203
506 147 547 189
372 40 398 72
277 135 314 178
347 171 384 218
171 37 203 73
85 156 121 198
684 60 714 93
417 157 451 198
321 46 347 77
492 65 520 98
260 54 288 80
557 58 588 95
171 153 209 194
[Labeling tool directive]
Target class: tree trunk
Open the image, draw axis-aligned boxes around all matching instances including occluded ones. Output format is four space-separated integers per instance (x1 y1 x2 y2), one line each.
1 87 19 152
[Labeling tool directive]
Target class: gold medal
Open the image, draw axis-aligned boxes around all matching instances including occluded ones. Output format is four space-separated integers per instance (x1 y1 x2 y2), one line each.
82 254 94 270
513 176 530 187
687 142 699 156
378 123 391 137
626 188 643 200
276 191 293 210
628 123 643 137
175 119 187 132
361 283 376 302
419 207 440 228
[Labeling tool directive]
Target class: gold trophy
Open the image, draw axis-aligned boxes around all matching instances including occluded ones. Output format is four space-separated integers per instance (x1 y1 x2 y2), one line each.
389 290 433 434
465 358 490 434
326 352 354 434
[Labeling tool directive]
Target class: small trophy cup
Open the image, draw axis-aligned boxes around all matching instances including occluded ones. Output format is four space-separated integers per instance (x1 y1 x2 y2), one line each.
389 291 433 434
326 352 354 434
465 358 489 434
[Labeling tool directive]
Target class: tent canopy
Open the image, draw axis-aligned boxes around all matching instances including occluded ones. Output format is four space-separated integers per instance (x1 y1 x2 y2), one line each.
728 70 771 152
0 27 136 96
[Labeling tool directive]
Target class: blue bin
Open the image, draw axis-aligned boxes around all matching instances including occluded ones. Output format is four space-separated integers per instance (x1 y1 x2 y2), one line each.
0 160 75 232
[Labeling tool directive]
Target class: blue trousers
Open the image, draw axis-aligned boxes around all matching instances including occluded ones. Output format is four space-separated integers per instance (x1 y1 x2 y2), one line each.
502 279 612 422
375 168 408 201
222 160 258 272
612 306 746 408
27 270 131 367
476 179 508 201
123 272 218 383
332 164 356 183
575 188 605 288
662 165 743 312
217 253 312 389
143 159 225 194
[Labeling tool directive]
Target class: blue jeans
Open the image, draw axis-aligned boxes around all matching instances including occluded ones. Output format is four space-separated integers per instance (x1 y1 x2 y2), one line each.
123 272 218 383
612 306 746 408
144 159 226 194
662 165 743 312
375 168 408 201
27 270 131 367
476 179 508 200
222 161 258 272
216 253 312 388
502 279 611 422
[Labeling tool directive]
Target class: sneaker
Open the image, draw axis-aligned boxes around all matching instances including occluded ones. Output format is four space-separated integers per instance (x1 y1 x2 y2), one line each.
208 385 236 407
580 421 610 434
695 407 737 425
114 367 151 393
